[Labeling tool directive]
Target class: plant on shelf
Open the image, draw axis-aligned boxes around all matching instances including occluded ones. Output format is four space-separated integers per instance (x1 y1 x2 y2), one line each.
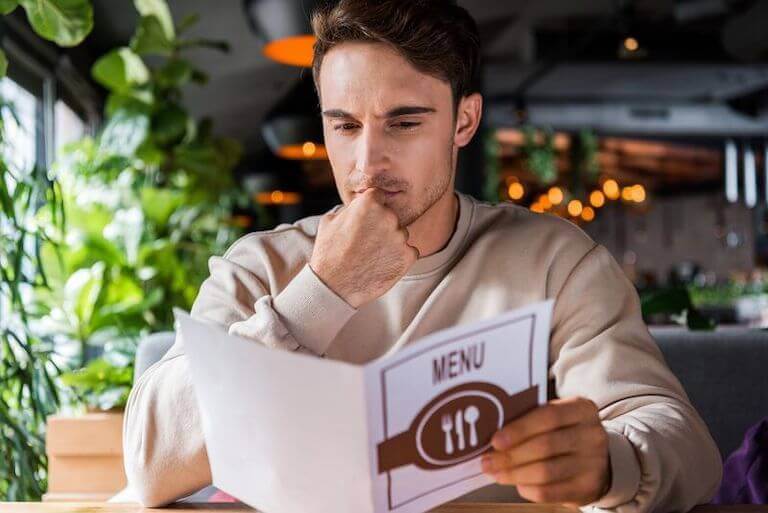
521 126 557 185
0 0 95 501
59 342 134 412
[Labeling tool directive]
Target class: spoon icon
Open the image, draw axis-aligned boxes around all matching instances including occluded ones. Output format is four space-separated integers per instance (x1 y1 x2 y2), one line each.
464 405 479 447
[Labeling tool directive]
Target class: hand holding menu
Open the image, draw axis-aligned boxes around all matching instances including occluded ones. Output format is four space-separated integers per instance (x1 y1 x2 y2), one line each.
175 299 552 513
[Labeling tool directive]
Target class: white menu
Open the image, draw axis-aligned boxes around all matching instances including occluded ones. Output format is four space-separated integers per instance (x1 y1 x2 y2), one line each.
175 299 552 513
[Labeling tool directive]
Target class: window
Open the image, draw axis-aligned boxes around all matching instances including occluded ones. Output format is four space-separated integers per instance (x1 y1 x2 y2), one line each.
0 76 38 174
54 98 87 158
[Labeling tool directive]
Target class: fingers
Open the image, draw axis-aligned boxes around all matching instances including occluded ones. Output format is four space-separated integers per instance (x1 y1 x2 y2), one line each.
480 398 611 507
488 454 585 486
359 187 388 205
486 453 609 504
491 397 600 451
515 470 606 505
483 423 603 472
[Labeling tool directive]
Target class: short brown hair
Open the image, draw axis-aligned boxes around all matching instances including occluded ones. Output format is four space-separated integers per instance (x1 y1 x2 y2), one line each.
311 0 481 110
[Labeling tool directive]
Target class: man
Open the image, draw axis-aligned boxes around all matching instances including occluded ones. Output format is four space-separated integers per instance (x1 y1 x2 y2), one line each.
123 0 722 511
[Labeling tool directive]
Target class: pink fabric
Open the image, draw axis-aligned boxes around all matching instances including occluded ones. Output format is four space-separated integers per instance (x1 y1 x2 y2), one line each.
209 489 239 503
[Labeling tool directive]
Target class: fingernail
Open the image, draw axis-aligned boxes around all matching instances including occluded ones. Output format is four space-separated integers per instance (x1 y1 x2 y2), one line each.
480 456 493 473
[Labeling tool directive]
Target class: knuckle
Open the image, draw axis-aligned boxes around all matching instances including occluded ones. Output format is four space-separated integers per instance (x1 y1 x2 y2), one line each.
583 398 600 417
592 426 608 447
541 408 559 428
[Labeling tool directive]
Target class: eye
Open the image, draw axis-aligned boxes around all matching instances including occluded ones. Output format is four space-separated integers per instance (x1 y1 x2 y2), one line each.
394 121 420 130
333 123 359 132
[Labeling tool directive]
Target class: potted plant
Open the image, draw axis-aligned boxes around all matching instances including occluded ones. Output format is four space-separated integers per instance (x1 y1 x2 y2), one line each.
0 0 94 501
35 0 246 501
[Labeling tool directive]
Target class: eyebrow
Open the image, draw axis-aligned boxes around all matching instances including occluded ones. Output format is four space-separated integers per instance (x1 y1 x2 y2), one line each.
321 106 436 119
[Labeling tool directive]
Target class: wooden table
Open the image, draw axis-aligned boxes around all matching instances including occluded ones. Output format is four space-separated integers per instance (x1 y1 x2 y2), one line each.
1 503 767 513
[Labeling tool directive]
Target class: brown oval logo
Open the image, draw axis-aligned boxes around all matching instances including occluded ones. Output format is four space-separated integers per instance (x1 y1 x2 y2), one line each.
415 390 503 466
376 383 539 473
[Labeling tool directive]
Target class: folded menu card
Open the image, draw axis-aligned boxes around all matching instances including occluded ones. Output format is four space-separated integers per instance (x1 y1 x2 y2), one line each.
174 299 552 513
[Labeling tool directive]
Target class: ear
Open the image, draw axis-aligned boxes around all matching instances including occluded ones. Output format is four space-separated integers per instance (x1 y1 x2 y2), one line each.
453 92 483 148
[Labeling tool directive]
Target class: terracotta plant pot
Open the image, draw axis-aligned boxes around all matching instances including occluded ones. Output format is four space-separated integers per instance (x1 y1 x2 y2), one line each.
43 411 126 502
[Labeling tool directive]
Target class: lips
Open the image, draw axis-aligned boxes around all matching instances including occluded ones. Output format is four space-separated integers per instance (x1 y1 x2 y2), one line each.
355 188 402 195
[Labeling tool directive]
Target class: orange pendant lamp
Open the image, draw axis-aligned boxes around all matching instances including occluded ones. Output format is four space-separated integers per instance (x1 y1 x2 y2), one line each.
262 74 328 161
244 0 325 68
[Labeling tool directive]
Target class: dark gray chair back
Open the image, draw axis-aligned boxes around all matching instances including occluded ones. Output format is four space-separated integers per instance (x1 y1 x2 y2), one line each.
133 331 175 384
651 325 768 459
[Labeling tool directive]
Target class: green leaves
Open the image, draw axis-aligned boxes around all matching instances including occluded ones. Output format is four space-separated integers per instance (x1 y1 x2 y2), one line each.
60 358 133 411
0 49 7 78
155 58 193 89
92 47 150 93
64 262 105 334
17 0 94 47
0 0 18 15
152 103 190 146
522 126 558 185
130 0 175 56
640 287 716 331
131 13 174 56
140 186 183 225
0 127 63 501
99 108 150 156
134 0 174 40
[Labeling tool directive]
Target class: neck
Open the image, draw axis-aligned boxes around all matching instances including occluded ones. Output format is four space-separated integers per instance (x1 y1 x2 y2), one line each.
406 188 459 258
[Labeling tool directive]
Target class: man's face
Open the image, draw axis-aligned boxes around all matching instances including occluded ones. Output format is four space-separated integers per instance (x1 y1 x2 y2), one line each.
318 42 457 227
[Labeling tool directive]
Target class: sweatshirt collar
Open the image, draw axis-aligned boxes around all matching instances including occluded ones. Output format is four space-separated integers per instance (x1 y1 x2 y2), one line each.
404 190 473 278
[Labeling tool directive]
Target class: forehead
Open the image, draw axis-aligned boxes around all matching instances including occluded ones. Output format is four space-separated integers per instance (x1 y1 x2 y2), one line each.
318 41 451 112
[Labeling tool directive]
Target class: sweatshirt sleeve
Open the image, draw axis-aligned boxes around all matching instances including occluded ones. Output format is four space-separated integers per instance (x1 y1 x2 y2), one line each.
548 243 722 513
123 244 357 507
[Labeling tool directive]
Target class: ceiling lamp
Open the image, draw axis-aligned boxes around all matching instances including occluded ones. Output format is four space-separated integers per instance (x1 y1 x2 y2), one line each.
262 75 328 161
244 0 324 67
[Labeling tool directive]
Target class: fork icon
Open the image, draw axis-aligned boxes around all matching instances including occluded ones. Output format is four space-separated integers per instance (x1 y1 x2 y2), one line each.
441 414 454 455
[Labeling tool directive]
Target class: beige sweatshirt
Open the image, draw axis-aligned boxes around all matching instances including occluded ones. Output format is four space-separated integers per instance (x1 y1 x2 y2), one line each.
123 191 722 512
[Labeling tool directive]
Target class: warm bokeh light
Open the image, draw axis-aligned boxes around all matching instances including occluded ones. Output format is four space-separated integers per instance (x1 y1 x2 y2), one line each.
624 37 639 52
567 200 583 217
547 186 564 205
277 143 328 160
581 206 595 222
302 141 316 158
530 203 544 213
508 182 524 200
263 35 316 67
229 215 252 228
622 186 634 201
589 190 605 208
255 190 302 205
539 194 552 210
603 179 620 200
631 184 646 202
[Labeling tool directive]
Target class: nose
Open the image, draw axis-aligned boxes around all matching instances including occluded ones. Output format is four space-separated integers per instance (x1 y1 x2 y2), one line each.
355 126 389 183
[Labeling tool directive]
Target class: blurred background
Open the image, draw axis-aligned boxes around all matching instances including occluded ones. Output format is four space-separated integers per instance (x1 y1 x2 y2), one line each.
0 0 767 505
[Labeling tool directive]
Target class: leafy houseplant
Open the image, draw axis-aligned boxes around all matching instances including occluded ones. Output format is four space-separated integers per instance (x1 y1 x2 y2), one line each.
521 126 557 185
0 0 95 501
39 0 246 410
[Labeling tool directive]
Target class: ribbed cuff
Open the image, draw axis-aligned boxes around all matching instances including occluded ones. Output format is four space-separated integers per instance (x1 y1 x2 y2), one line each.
272 263 358 356
587 429 641 509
